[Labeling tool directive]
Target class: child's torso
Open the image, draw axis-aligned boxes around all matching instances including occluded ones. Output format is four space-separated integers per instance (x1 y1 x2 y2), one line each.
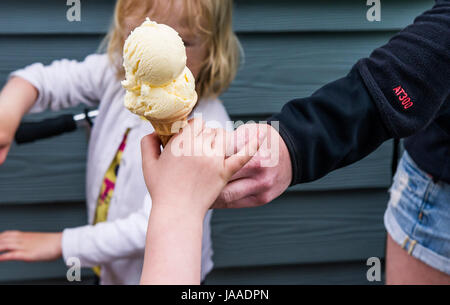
85 83 150 224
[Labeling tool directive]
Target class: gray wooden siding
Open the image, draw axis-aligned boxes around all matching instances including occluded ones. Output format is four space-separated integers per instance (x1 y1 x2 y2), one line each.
0 0 434 284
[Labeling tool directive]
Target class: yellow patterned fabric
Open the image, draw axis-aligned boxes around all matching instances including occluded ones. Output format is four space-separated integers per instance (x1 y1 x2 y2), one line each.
92 129 130 277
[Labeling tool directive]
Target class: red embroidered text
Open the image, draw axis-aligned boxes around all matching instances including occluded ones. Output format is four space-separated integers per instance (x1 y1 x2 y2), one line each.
393 86 413 110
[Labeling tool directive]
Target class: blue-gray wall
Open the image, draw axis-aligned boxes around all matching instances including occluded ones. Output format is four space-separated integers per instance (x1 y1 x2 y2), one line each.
0 0 433 284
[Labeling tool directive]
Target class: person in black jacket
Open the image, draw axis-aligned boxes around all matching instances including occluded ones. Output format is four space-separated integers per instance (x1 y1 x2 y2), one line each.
214 1 450 284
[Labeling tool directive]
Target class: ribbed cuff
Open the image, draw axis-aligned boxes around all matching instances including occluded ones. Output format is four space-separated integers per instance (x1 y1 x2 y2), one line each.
267 117 300 186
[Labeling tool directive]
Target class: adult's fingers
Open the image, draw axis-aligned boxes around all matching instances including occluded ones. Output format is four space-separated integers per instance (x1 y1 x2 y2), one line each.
228 128 280 180
215 178 266 205
225 138 260 178
228 152 265 181
212 194 263 209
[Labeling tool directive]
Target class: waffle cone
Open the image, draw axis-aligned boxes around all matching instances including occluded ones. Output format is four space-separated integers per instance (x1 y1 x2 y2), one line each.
146 108 192 147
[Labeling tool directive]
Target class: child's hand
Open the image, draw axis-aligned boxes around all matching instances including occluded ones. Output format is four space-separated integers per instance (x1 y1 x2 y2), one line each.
0 231 62 262
141 118 259 219
140 119 258 284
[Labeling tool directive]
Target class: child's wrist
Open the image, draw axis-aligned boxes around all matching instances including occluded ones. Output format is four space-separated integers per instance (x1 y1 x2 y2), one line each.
0 78 36 133
0 108 22 130
151 200 207 222
52 232 63 258
0 77 38 117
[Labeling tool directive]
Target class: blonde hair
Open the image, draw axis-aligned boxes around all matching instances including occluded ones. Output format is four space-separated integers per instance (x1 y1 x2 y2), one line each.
102 0 241 99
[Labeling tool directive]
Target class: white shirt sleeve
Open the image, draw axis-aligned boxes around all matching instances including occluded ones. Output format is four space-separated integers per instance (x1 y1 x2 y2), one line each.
9 54 111 113
61 195 152 268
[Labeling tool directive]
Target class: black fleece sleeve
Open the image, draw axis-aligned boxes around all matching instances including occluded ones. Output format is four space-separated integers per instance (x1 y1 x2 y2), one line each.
270 68 390 184
269 0 450 185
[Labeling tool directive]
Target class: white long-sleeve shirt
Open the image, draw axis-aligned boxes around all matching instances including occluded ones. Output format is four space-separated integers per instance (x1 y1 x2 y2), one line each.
11 54 231 284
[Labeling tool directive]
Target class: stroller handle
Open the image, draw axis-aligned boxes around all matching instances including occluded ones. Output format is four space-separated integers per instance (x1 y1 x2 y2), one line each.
15 114 77 144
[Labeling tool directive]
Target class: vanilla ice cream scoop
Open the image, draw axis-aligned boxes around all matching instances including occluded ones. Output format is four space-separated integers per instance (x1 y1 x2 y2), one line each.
123 66 197 120
123 18 187 87
122 18 198 145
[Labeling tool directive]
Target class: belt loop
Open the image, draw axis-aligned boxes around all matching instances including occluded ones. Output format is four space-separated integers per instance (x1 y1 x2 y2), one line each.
401 236 410 249
407 240 417 255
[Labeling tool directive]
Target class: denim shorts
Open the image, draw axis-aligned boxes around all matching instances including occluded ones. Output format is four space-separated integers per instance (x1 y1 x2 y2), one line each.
384 151 450 275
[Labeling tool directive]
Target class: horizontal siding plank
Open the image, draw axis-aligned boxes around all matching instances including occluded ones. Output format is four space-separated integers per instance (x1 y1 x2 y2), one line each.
0 0 433 34
205 260 384 285
0 35 102 79
0 0 114 35
211 189 387 268
0 202 95 282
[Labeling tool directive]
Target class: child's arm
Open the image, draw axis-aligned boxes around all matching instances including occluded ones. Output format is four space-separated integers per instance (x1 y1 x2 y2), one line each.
0 54 111 165
0 77 38 164
0 210 149 265
9 54 110 113
139 120 259 285
142 202 205 284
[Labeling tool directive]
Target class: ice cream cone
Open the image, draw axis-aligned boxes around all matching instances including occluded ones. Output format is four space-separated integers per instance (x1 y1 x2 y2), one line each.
146 106 193 147
122 18 198 145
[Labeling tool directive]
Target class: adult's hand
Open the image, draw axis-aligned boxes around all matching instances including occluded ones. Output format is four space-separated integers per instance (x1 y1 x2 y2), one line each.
213 123 292 209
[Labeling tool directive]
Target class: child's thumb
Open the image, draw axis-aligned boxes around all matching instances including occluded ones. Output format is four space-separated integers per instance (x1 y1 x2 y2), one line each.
141 133 161 169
